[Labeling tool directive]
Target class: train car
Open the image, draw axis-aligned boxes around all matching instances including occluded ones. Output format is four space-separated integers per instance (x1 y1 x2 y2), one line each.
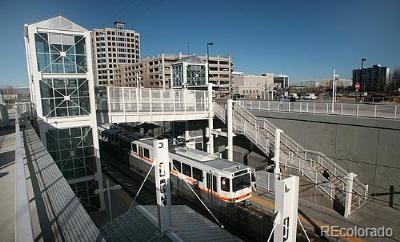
117 132 151 165
129 138 253 206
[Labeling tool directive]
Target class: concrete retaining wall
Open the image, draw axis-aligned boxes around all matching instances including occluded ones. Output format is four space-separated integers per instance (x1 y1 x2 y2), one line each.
251 110 400 210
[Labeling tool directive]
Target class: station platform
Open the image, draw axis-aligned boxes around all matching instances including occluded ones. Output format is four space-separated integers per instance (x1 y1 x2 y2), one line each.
251 187 400 242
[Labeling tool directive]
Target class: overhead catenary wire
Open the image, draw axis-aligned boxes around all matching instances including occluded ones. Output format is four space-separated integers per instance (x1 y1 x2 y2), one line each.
129 163 155 209
170 162 224 229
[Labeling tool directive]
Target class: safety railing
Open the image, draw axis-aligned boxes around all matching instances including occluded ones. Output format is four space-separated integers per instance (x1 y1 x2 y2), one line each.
108 87 209 113
15 113 34 242
108 87 209 122
214 101 368 211
240 100 399 120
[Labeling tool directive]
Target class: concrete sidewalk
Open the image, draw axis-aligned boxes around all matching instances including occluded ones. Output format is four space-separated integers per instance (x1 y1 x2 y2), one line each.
0 127 16 242
252 188 400 242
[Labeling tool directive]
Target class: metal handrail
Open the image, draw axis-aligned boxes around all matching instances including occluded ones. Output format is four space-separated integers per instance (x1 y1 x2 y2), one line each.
15 113 34 242
215 101 369 207
241 100 399 120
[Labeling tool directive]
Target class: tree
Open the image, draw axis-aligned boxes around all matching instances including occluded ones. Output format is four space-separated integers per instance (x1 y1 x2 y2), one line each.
386 68 400 95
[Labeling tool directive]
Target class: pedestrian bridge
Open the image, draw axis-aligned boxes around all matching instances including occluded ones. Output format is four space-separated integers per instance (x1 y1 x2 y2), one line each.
107 87 211 123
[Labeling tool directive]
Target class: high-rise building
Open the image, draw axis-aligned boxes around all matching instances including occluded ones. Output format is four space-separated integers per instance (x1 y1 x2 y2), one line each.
92 22 140 86
262 73 289 89
24 16 105 211
352 64 389 92
114 53 232 96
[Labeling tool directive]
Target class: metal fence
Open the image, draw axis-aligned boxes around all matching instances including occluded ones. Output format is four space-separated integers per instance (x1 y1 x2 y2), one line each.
108 87 209 115
239 100 399 119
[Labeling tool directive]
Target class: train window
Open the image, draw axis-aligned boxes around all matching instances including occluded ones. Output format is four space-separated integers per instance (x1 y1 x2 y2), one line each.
221 177 230 192
233 173 251 192
192 167 203 182
143 148 150 158
131 143 137 153
139 147 143 157
173 159 181 172
182 163 191 177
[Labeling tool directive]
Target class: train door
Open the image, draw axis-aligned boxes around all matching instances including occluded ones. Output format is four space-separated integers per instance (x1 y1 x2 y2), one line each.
206 173 212 190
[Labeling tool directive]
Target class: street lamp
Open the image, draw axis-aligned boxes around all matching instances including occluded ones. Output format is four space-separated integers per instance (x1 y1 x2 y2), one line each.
361 58 366 92
206 42 213 92
331 69 340 113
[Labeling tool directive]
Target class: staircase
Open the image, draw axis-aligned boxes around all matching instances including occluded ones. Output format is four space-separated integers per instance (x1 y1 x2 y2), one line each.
213 101 368 213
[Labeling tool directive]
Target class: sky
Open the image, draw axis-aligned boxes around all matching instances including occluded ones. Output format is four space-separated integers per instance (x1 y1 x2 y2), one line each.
0 0 399 87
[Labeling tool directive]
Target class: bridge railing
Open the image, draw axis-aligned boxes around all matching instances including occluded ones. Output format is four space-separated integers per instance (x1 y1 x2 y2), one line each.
240 100 399 119
108 87 209 115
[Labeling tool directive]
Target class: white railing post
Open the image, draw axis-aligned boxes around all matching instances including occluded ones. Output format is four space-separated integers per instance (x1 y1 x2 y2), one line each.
340 103 343 116
194 90 197 112
268 101 270 111
149 89 153 117
326 103 329 114
344 173 357 218
122 87 126 122
288 102 291 112
107 86 112 120
161 89 164 115
300 102 302 113
227 99 234 161
313 103 316 114
374 105 377 118
394 106 397 119
274 129 283 181
306 102 309 113
356 104 359 117
207 84 214 154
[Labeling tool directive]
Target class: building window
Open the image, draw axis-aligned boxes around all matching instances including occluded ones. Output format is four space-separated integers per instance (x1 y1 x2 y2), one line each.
40 78 90 117
35 32 87 74
173 159 181 172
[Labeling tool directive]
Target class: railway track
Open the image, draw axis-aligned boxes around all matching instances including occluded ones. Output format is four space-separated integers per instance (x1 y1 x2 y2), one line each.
100 151 156 205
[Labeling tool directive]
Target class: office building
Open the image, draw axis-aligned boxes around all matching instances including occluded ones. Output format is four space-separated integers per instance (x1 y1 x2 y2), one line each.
24 16 105 211
92 22 140 86
232 72 275 99
114 53 232 96
352 64 389 92
262 73 289 89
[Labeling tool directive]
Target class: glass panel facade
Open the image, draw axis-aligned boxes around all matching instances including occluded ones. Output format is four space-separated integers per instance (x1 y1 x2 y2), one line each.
46 126 98 210
35 32 87 73
172 64 183 87
70 180 100 212
40 78 90 117
187 65 206 86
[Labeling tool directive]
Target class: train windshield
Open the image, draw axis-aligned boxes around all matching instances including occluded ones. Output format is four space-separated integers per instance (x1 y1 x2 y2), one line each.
232 173 251 192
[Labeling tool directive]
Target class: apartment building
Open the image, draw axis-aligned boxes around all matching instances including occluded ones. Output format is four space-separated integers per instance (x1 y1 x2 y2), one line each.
352 64 389 92
92 22 140 86
114 53 232 96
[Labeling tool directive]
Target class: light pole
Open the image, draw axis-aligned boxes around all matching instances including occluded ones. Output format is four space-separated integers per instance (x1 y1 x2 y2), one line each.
331 69 339 113
94 178 122 222
361 58 366 93
206 42 213 92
